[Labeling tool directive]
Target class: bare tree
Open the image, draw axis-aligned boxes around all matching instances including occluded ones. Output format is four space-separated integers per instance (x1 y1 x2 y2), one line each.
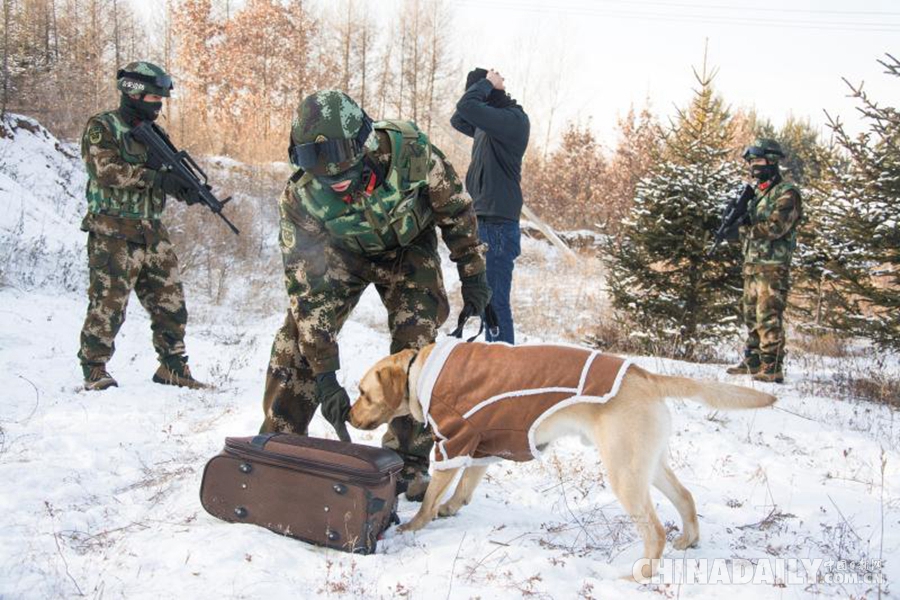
2 0 12 116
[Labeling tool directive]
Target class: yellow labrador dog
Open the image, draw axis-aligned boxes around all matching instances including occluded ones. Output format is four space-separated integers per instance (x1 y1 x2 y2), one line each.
349 340 775 577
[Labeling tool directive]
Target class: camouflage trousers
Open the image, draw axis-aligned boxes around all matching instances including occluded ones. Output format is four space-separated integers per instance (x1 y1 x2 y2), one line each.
78 232 188 367
741 266 790 363
261 230 450 471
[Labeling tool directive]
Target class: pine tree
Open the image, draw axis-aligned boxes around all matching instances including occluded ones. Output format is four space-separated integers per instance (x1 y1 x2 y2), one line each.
783 130 844 331
605 61 744 360
820 54 900 349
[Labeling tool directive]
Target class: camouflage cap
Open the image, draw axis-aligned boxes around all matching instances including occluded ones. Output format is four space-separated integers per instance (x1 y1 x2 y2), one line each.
289 91 376 176
116 61 173 97
743 138 785 163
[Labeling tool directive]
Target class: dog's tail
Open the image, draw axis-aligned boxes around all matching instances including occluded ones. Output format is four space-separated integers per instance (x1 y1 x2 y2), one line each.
645 369 776 410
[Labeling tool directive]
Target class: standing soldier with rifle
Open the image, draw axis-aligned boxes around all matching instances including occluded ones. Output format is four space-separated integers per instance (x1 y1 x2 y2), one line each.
77 61 212 391
724 138 802 383
261 90 489 500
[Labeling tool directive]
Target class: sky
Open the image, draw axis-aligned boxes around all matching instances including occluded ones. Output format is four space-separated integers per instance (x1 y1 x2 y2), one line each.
448 0 900 147
132 0 899 150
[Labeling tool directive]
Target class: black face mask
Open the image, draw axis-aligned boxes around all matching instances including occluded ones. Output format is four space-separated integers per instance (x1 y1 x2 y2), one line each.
750 163 779 182
315 158 368 195
120 93 162 123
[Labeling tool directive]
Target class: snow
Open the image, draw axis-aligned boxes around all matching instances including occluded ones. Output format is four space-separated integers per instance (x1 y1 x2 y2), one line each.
0 114 87 290
1 115 898 599
2 285 897 599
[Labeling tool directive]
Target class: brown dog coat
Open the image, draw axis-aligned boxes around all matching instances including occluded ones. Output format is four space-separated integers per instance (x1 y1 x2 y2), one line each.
416 339 632 470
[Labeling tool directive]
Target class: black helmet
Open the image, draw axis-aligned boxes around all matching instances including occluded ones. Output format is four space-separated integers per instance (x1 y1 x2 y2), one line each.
116 61 173 97
742 138 785 163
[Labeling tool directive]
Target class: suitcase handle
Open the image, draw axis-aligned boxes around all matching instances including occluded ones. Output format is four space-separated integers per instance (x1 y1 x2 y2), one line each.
250 433 277 449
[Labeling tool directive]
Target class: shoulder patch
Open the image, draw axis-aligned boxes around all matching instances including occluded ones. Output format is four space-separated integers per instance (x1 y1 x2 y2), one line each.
280 220 296 250
88 126 104 145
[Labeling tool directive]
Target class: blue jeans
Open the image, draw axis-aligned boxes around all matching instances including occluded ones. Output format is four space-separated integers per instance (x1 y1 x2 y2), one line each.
477 219 521 344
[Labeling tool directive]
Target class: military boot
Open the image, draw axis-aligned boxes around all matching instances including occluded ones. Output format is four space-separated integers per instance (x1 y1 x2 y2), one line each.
153 355 207 389
398 464 431 502
752 356 784 384
82 364 118 391
726 352 761 375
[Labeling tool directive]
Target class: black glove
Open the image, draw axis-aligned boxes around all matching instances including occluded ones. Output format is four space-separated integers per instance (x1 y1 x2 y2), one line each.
314 371 351 442
460 271 492 315
177 184 206 206
153 169 193 199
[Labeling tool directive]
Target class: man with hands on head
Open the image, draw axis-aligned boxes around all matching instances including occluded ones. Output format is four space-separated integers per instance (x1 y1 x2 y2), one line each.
451 67 530 344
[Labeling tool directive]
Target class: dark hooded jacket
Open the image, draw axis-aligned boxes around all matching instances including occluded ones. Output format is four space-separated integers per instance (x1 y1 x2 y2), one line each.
451 78 530 222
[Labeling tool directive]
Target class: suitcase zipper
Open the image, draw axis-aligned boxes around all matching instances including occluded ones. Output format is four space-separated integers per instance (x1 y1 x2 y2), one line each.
223 442 398 486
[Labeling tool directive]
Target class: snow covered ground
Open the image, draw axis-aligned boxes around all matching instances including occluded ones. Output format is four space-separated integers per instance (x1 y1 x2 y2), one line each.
0 115 897 599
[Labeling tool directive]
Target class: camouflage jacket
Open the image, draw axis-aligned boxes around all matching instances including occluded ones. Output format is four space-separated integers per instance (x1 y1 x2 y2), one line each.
278 128 487 374
296 120 435 254
80 109 168 244
742 176 802 272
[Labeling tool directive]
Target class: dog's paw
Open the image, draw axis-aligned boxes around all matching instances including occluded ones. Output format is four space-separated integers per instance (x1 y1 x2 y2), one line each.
672 534 699 550
437 502 460 517
396 517 427 533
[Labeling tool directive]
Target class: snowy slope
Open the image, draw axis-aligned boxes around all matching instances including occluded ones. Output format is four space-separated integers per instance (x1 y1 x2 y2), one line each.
0 114 87 290
1 288 897 599
0 116 897 599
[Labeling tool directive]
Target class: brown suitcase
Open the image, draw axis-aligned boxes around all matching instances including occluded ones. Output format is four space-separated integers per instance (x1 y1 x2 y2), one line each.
200 433 404 554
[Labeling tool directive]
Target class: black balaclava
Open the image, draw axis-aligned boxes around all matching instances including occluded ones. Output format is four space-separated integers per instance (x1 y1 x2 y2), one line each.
750 161 779 183
315 154 382 198
120 93 162 123
465 67 517 109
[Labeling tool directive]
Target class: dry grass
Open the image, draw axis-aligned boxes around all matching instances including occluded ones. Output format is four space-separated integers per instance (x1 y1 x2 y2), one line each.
791 327 857 358
512 240 609 344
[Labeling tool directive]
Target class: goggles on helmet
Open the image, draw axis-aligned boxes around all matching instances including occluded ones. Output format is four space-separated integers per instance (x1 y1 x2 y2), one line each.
289 114 374 174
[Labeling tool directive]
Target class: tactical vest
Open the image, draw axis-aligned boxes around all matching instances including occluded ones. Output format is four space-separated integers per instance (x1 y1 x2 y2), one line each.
294 120 433 255
743 179 800 266
84 110 166 220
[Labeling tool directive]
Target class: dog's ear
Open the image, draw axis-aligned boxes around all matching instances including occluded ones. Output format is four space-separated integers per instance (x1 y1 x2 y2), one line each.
375 349 416 410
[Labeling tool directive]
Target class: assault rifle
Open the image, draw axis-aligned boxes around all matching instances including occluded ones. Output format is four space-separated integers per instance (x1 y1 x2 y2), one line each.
130 122 240 235
707 184 754 256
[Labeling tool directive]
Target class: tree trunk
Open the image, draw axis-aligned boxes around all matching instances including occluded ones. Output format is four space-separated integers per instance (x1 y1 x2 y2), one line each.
1 0 10 117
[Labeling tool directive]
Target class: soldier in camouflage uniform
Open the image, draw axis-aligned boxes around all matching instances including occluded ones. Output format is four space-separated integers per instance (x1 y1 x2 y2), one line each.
726 138 802 383
78 61 206 391
262 90 490 499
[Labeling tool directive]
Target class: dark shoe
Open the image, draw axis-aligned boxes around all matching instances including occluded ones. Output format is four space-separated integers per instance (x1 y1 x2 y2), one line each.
153 355 207 389
399 465 431 502
726 354 761 375
83 364 118 391
752 359 784 384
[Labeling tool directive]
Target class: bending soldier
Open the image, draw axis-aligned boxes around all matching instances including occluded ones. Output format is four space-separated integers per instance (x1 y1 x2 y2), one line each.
261 90 490 499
